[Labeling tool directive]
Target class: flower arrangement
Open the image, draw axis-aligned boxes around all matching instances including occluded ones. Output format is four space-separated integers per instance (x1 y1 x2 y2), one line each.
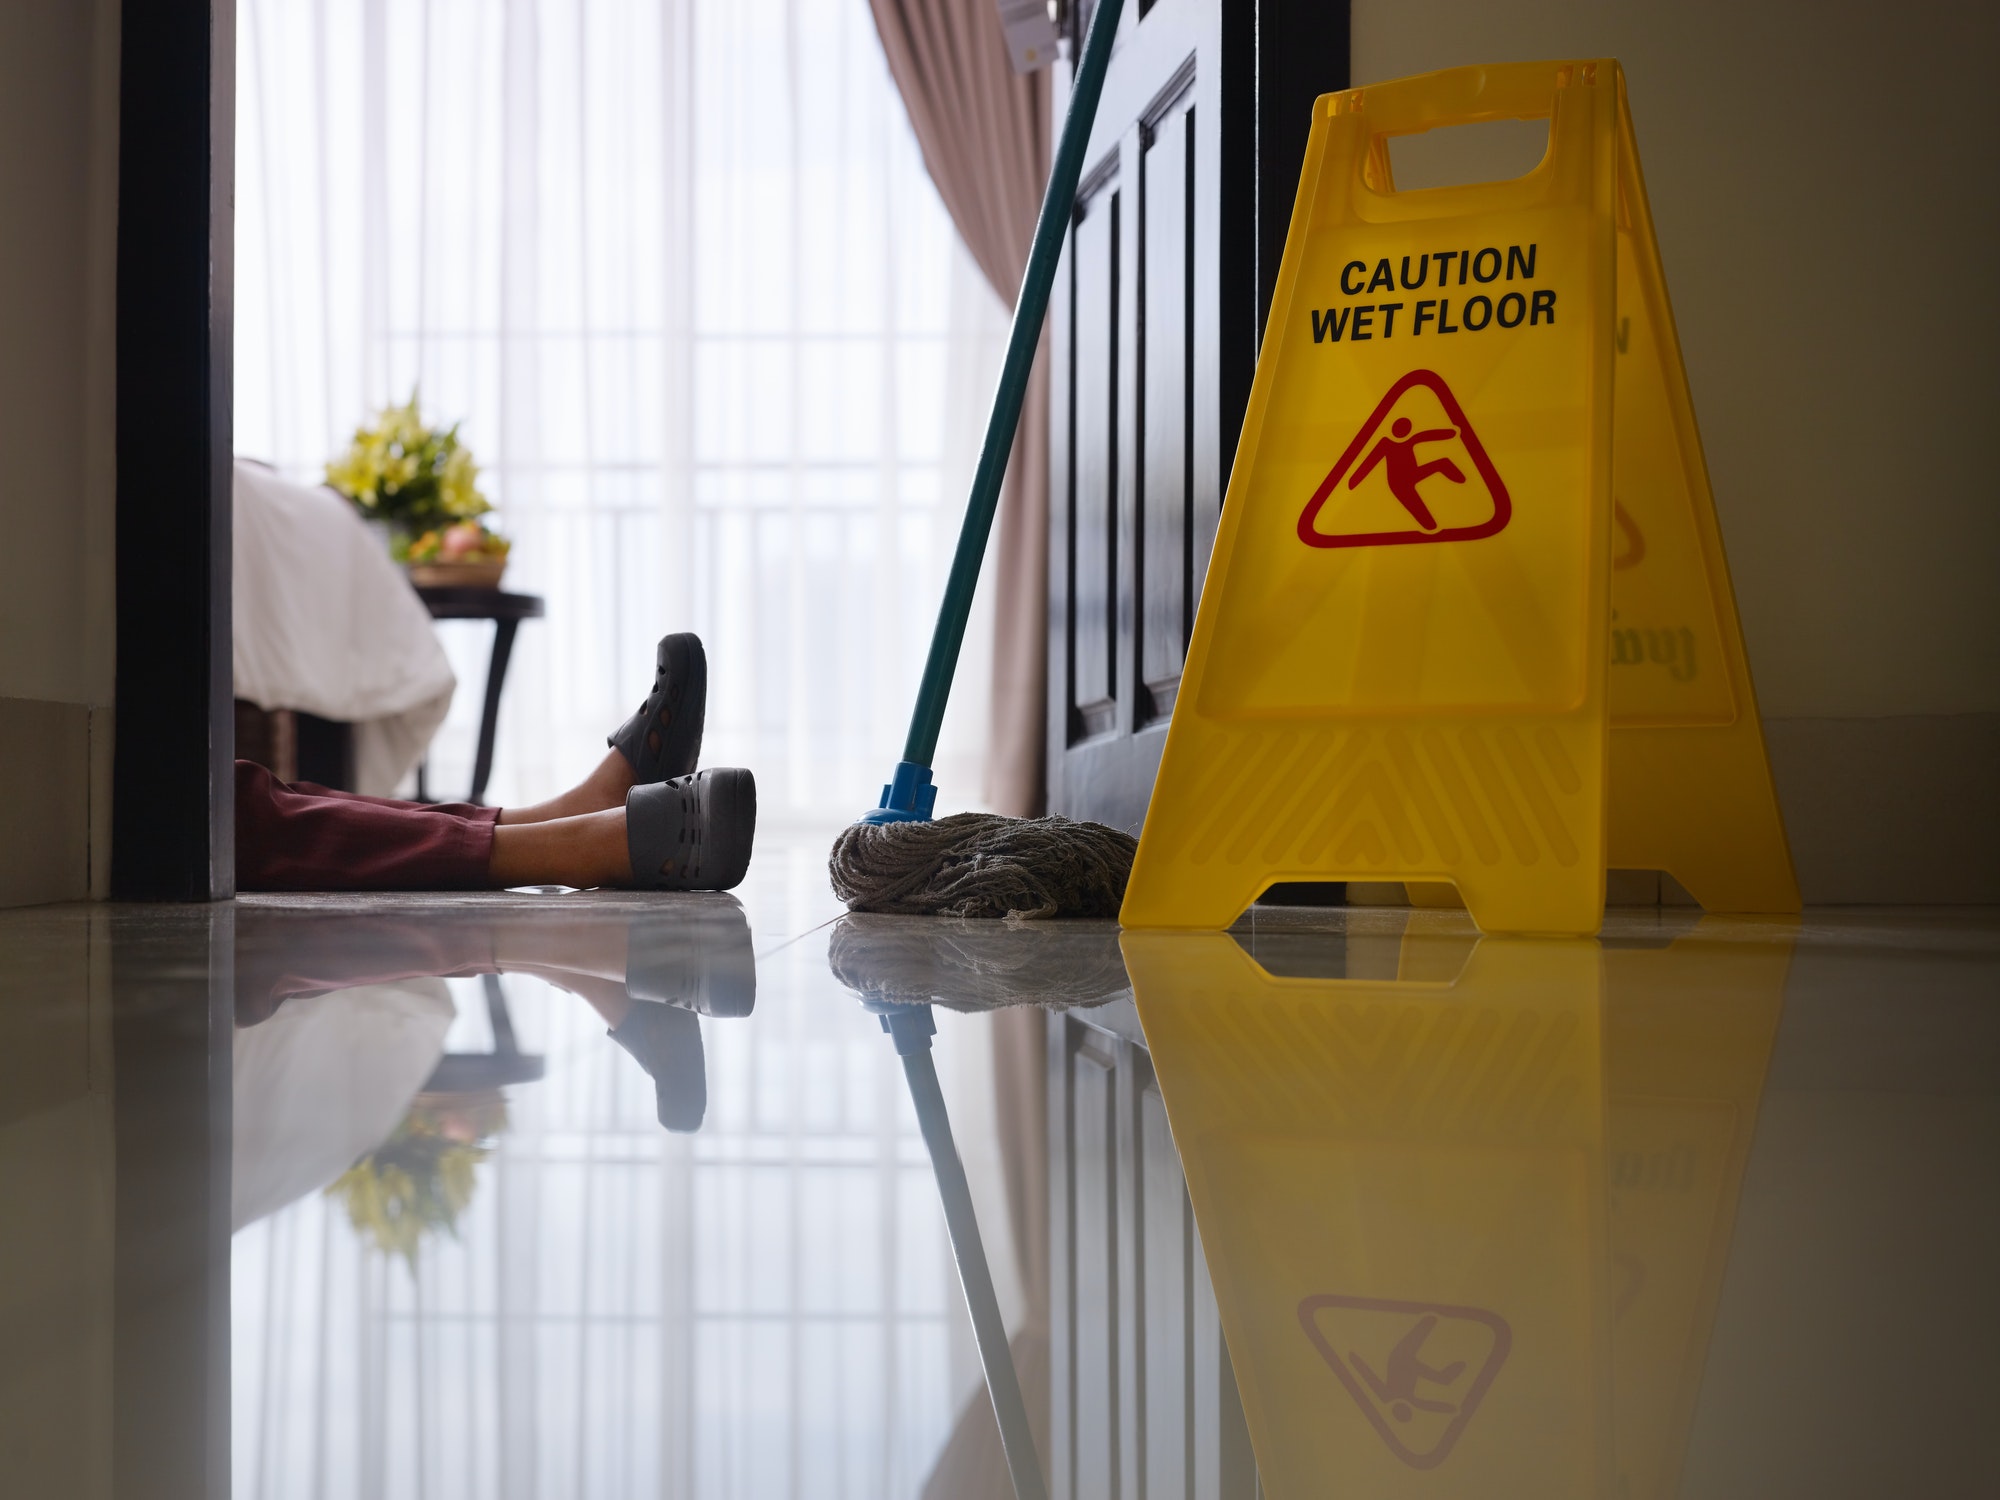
325 390 504 559
327 1090 509 1267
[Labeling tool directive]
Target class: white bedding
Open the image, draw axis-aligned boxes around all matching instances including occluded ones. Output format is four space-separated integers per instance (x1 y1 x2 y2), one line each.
230 980 456 1230
232 459 456 795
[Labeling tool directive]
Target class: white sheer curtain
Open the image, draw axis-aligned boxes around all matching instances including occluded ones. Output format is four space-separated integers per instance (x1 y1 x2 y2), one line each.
235 0 1006 820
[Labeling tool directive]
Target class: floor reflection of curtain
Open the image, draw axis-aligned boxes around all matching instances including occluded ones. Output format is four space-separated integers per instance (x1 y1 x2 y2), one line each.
235 0 1005 820
230 960 962 1498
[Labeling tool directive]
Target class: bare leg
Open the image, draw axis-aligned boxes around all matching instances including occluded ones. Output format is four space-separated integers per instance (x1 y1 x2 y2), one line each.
488 920 631 984
509 963 636 1031
497 749 637 826
487 807 631 888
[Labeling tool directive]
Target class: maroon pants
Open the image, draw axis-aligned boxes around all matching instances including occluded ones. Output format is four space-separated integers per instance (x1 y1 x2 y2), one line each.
236 760 500 891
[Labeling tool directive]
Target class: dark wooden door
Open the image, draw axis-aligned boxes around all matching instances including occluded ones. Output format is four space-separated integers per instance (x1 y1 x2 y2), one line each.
1048 0 1350 832
1049 1003 1258 1500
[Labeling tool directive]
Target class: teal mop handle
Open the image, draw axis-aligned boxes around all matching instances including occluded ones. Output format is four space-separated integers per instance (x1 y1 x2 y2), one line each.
901 0 1126 772
904 1043 1048 1500
878 1004 1047 1500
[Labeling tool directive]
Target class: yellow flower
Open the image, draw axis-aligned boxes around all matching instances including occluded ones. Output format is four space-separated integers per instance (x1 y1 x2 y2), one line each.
325 447 382 503
387 393 427 451
439 443 489 518
327 389 491 533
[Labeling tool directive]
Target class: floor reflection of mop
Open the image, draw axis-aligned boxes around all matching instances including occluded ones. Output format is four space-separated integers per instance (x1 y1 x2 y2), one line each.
874 1000 1046 1500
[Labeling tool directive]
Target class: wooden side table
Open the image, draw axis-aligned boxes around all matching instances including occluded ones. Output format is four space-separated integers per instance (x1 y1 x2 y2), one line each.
414 586 546 805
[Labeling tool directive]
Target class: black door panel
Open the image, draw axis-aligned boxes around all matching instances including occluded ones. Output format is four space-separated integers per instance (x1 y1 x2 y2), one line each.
1047 0 1347 833
1068 172 1122 743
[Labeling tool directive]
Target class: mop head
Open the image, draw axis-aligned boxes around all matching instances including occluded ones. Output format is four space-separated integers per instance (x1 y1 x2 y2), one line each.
826 913 1129 1010
828 813 1137 920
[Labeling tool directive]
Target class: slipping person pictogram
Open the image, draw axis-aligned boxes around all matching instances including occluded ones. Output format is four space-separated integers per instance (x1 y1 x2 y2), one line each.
1347 1312 1468 1421
1347 418 1467 532
1298 1293 1512 1469
1296 369 1511 548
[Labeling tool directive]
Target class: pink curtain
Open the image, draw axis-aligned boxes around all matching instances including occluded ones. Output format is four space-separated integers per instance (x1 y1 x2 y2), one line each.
867 0 1050 820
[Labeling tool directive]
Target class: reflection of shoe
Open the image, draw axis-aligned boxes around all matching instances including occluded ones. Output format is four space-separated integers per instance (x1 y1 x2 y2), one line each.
625 768 756 892
625 900 756 1017
607 1000 706 1132
607 633 707 784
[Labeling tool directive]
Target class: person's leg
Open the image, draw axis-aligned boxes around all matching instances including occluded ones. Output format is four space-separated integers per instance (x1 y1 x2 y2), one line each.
496 749 635 825
238 760 500 891
237 764 640 891
281 745 634 827
288 627 702 827
491 630 708 826
444 960 708 1133
488 916 631 983
504 963 634 1029
501 627 707 823
240 760 753 892
486 808 631 888
487 766 752 891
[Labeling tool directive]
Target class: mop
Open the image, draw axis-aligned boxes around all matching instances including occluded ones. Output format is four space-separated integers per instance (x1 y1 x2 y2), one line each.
829 0 1134 922
827 911 1130 1011
873 997 1048 1500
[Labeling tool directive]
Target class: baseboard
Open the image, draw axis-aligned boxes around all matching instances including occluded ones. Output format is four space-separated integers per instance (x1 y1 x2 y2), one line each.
1764 713 2000 905
0 697 96 908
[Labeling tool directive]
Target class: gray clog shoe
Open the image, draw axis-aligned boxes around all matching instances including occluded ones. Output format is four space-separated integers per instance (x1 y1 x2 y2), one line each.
624 900 756 1017
606 1001 706 1132
625 768 756 891
608 632 707 783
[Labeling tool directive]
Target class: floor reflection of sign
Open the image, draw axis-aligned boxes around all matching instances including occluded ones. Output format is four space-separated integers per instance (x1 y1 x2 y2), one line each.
1298 1294 1512 1469
1613 501 1645 569
1297 370 1511 548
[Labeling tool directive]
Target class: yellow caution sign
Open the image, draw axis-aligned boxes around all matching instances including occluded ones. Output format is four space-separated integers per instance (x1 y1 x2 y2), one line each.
1123 915 1792 1498
1121 60 1798 935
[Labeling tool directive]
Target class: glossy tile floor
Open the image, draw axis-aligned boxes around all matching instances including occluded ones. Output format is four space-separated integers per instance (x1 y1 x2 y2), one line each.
3 836 1996 1499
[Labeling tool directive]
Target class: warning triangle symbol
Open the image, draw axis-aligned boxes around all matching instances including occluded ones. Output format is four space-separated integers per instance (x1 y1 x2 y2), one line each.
1297 370 1511 548
1297 1293 1512 1469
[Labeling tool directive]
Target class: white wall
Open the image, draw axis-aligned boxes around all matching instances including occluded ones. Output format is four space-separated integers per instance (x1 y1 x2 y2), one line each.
1351 0 2000 898
0 0 120 906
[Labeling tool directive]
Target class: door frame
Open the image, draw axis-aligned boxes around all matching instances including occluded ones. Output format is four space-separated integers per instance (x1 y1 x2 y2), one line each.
112 0 235 899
